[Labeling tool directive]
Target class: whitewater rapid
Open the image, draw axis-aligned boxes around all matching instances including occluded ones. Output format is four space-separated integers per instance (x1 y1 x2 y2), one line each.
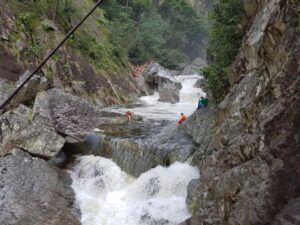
71 74 204 225
111 75 206 121
71 156 199 225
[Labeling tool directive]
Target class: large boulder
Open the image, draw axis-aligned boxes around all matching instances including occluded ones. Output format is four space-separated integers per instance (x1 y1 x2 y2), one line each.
33 88 127 139
97 121 196 177
1 71 52 112
143 63 182 90
158 83 180 103
0 104 65 158
0 154 81 225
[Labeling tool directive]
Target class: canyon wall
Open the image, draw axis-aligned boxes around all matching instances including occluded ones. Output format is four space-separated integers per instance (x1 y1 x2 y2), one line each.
183 0 300 224
0 0 142 108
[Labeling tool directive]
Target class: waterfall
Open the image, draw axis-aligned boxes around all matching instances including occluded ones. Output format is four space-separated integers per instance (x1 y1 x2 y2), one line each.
109 74 206 121
71 156 199 225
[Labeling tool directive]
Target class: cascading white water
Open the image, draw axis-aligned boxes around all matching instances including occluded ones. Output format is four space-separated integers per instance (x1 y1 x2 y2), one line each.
71 74 204 224
111 75 206 121
71 156 199 225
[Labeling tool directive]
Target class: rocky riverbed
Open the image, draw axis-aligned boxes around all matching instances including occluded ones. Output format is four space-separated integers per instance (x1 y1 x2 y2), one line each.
0 59 205 225
0 0 299 224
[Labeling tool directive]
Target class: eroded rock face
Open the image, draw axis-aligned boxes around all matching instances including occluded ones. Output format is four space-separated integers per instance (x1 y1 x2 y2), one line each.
33 88 128 139
0 3 142 107
97 121 196 177
0 104 64 158
0 154 80 225
143 63 182 90
0 71 52 112
184 0 300 224
272 197 300 225
182 104 216 156
158 83 180 103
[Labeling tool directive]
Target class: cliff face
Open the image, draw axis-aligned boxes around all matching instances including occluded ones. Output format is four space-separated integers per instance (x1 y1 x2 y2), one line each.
184 0 300 224
0 0 142 107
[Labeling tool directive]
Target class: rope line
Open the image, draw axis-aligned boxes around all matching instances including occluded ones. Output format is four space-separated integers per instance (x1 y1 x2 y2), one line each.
0 0 102 110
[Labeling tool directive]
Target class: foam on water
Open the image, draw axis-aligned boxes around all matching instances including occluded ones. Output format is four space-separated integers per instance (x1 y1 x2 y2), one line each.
71 156 199 225
110 75 206 121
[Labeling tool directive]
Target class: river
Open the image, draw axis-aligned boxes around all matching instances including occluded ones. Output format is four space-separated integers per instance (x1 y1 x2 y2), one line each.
71 74 204 225
109 75 206 121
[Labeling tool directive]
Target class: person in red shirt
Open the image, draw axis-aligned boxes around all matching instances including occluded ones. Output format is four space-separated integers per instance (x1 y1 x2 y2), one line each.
178 113 187 125
125 111 133 121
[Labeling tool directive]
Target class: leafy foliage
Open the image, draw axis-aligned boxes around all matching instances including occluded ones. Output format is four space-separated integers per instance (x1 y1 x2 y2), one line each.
202 0 244 100
11 0 207 72
100 0 207 69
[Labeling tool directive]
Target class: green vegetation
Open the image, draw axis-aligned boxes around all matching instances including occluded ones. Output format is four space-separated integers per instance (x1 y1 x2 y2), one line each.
202 0 245 100
99 0 208 69
9 0 207 73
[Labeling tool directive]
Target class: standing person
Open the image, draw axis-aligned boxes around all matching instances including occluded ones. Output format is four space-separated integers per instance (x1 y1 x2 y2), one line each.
178 113 187 125
125 111 133 121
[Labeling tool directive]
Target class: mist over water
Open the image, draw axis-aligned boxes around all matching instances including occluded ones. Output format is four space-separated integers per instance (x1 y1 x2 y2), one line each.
71 156 199 225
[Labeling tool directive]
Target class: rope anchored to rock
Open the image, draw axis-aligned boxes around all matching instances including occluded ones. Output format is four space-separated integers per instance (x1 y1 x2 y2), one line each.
0 0 102 111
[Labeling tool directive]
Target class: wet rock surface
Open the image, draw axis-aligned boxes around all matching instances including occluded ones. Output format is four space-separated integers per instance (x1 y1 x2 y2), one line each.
97 120 196 177
158 83 180 103
33 88 127 139
143 63 182 91
0 154 80 225
0 104 65 158
183 0 300 224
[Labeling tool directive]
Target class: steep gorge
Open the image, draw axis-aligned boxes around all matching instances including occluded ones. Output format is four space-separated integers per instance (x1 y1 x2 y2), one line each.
0 0 299 225
182 0 300 224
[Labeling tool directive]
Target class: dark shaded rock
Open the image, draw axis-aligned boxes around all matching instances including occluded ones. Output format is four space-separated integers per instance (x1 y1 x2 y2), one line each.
62 133 103 157
143 63 182 90
0 154 80 225
178 216 202 225
48 150 67 168
272 197 300 225
0 46 22 81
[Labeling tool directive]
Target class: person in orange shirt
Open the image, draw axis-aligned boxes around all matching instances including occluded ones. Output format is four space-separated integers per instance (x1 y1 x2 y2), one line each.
178 113 187 125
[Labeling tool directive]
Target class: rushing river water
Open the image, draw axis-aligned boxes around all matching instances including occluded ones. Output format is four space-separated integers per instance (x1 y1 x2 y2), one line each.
71 74 203 225
71 156 199 225
111 75 206 121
